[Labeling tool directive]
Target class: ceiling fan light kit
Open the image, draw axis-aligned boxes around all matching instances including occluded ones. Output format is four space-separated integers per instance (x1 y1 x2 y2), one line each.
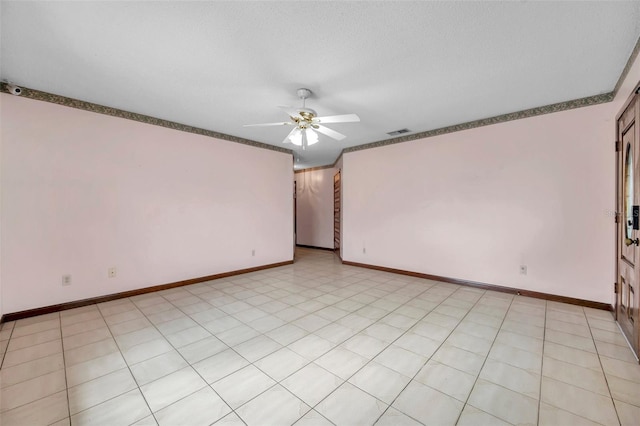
244 88 360 150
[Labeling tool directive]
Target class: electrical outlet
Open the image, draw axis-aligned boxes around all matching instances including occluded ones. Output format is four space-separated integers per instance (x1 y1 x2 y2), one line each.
519 265 527 275
62 275 72 286
108 267 117 278
363 247 366 254
252 249 255 257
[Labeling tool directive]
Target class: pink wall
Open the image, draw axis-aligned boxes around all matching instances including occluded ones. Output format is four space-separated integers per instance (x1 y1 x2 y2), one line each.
1 94 293 314
343 55 640 304
295 168 337 249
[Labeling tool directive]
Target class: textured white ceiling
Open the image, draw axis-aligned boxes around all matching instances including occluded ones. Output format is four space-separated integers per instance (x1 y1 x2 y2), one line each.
2 1 640 168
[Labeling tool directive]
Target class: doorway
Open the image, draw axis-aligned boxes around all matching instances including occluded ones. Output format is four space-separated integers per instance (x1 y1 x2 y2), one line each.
334 170 341 254
616 84 640 358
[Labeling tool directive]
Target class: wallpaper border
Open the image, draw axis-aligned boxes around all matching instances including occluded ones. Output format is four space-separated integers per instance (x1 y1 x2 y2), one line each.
0 83 293 155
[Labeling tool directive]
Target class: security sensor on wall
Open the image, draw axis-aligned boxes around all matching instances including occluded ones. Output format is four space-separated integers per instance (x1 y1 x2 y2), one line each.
6 84 23 96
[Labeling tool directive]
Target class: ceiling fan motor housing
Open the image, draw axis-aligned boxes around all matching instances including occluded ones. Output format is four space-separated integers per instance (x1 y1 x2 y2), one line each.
296 88 312 100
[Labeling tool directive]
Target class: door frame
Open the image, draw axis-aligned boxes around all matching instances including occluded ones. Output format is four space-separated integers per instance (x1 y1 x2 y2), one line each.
334 170 341 254
615 80 640 359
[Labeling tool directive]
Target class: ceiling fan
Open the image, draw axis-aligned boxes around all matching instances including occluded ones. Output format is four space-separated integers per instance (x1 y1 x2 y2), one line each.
244 88 360 150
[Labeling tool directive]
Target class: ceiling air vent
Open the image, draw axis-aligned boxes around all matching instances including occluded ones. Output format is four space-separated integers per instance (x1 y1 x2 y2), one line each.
387 128 411 136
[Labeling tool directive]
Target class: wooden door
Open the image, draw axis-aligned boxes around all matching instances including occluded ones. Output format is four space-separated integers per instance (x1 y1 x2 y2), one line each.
617 95 640 358
334 171 341 252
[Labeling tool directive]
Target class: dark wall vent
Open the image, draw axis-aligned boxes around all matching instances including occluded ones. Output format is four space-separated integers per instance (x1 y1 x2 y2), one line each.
387 128 411 136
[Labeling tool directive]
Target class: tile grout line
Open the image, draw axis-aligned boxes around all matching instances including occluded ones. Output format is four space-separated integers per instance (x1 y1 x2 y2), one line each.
536 299 548 426
583 308 623 426
451 293 516 426
189 260 390 423
193 273 426 422
291 281 445 423
365 286 496 425
539 307 621 425
96 301 167 426
0 314 70 424
64 297 242 425
0 321 17 370
59 313 72 425
125 293 250 425
188 270 441 423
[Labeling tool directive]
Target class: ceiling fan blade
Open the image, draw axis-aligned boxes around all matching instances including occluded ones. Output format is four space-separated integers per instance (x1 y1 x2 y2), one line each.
315 125 346 141
314 114 360 124
243 122 293 127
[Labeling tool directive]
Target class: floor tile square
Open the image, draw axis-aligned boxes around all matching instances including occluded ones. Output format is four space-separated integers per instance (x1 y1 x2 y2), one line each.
457 405 510 426
289 334 333 360
600 356 640 383
315 346 369 380
233 335 282 362
468 379 538 425
246 314 286 333
595 339 638 363
140 366 207 412
394 332 440 358
314 322 356 344
414 360 476 402
432 344 486 375
7 328 60 352
480 358 540 399
614 399 640 426
293 409 335 426
266 324 308 346
392 380 463 425
236 385 310 426
487 341 542 374
215 324 260 346
316 382 387 426
211 365 276 409
165 325 211 348
68 368 137 415
607 374 640 408
374 407 422 425
70 389 151 426
349 361 411 404
1 370 66 413
155 387 231 426
341 334 387 359
543 341 602 371
540 376 619 425
374 344 427 377
254 347 309 381
0 390 68 426
538 402 602 426
121 338 174 365
130 350 188 386
201 316 243 334
282 363 343 406
66 351 127 387
542 356 609 396
445 330 493 355
0 352 64 388
177 335 227 364
193 349 250 384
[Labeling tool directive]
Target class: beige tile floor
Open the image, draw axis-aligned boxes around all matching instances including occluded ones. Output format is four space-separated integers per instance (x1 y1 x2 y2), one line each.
1 248 639 426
